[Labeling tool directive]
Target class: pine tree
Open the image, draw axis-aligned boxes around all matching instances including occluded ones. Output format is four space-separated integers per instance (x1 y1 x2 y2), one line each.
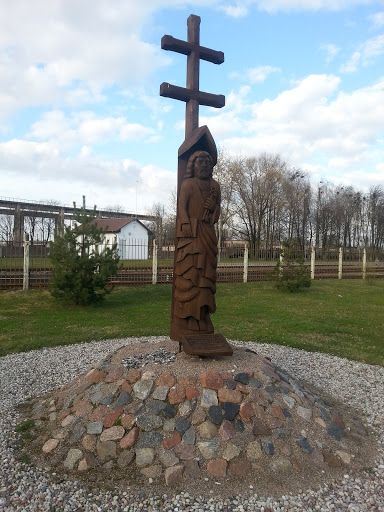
50 202 119 305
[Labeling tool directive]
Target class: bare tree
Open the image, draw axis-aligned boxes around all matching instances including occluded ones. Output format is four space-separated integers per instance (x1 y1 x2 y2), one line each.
232 153 287 251
214 148 238 247
0 214 14 242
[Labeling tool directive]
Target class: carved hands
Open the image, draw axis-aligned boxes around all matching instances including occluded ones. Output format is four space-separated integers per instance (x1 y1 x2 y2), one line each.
204 197 216 213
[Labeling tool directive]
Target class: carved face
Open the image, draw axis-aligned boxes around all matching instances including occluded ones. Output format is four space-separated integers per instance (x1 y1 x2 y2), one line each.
194 156 212 180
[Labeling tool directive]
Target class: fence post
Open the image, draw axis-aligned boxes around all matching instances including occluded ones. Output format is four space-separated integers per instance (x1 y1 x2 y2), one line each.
338 247 343 279
362 248 367 279
23 233 30 290
243 243 249 283
311 246 315 280
152 239 158 285
279 245 284 276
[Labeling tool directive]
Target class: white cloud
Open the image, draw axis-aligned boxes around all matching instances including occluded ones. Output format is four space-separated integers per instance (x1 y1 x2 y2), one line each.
209 74 384 189
320 43 340 63
0 137 176 211
0 0 172 123
340 51 361 73
362 33 384 60
252 0 377 13
28 110 155 149
368 11 384 28
219 0 376 17
236 66 281 84
220 3 249 18
341 34 384 73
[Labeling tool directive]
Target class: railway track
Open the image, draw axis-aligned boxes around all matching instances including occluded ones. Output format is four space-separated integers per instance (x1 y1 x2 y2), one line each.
1 264 383 290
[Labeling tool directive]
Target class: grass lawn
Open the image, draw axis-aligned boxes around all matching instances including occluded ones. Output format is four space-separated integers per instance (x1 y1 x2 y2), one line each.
0 280 383 365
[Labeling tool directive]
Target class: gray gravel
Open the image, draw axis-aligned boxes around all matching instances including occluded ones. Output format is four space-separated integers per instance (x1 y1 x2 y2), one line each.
1 336 384 511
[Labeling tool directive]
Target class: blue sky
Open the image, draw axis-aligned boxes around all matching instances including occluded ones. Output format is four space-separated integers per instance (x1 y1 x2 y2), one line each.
1 0 384 214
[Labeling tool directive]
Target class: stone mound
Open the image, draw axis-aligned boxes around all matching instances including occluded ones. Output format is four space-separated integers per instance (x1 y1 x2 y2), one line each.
19 340 377 498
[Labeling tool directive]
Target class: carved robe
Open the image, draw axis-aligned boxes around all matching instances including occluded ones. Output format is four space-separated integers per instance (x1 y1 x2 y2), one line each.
173 176 221 334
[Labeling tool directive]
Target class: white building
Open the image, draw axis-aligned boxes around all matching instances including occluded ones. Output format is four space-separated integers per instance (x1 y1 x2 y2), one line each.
84 218 151 260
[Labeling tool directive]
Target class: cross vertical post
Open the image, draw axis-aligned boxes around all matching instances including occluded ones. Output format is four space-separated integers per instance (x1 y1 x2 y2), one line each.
186 15 200 137
160 14 225 139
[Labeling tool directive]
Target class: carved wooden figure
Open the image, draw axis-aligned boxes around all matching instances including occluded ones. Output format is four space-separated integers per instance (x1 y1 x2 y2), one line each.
161 15 231 355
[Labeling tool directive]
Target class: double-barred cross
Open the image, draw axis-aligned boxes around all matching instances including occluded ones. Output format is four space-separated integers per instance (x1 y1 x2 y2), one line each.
160 14 225 139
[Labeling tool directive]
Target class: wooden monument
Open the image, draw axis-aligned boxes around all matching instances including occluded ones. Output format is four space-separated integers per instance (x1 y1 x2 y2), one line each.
160 14 232 357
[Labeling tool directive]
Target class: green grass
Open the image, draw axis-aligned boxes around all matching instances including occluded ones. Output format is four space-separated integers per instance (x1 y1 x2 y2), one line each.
0 280 383 365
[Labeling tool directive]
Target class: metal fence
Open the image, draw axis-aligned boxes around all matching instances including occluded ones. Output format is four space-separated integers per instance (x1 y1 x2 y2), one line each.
1 238 383 290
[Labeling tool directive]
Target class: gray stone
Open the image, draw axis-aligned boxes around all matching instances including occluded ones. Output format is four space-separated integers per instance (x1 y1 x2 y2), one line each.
234 372 249 384
69 426 86 444
42 439 59 454
163 419 176 432
283 395 296 409
249 377 262 389
135 448 155 467
97 440 117 460
247 440 263 460
117 450 135 468
175 417 191 436
297 406 312 421
100 426 125 442
327 424 345 441
223 442 241 461
269 458 292 473
260 439 274 455
125 400 145 416
161 404 177 419
184 459 201 478
208 405 223 425
32 404 44 415
102 460 115 471
201 388 218 408
70 417 83 430
140 464 162 479
182 426 195 445
115 391 133 408
89 382 105 394
164 465 183 486
98 358 111 370
221 402 240 421
158 447 179 468
146 399 167 415
179 400 194 417
197 440 220 460
136 413 163 431
98 394 115 406
272 428 290 439
226 379 236 390
318 407 330 421
191 407 206 425
198 420 218 440
136 431 163 449
152 386 170 401
133 380 155 400
234 418 245 432
64 448 83 470
87 421 103 435
297 438 313 454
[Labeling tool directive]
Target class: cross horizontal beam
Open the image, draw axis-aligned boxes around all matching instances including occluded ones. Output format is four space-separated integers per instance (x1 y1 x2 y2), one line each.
161 35 224 65
160 82 225 108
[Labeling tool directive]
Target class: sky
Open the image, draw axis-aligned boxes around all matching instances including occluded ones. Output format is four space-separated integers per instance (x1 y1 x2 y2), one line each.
1 0 384 215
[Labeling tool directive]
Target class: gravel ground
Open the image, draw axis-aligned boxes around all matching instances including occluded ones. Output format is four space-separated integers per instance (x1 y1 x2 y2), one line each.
1 336 384 512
